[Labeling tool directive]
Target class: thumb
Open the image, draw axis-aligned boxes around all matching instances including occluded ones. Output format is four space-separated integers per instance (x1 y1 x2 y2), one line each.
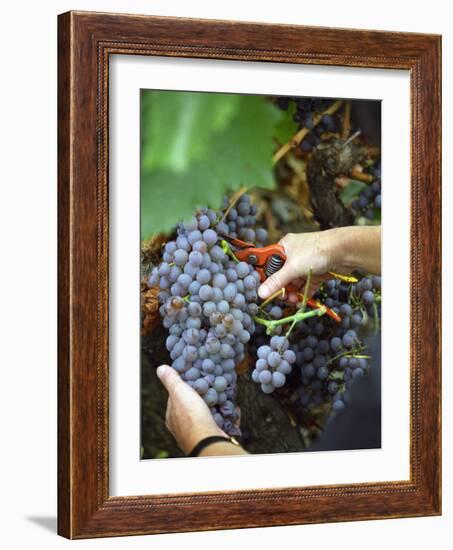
258 263 296 299
156 365 183 394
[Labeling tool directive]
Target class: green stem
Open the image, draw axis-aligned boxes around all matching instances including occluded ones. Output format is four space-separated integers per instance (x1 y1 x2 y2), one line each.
259 288 285 310
299 268 313 313
373 302 380 334
284 268 313 340
285 316 299 340
325 345 367 366
220 239 239 263
254 307 326 335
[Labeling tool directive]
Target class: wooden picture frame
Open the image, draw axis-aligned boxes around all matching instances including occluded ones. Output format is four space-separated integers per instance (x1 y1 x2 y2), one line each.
58 10 441 539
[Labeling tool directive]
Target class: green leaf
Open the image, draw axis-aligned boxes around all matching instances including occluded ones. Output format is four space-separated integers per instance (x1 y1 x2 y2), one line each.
340 180 367 205
141 90 241 173
272 101 298 144
154 449 169 459
141 95 282 238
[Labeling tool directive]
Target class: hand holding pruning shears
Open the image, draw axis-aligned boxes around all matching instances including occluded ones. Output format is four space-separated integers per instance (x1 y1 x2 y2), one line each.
220 226 381 321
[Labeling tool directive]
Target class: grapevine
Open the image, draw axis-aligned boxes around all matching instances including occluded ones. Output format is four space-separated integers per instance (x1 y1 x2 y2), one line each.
147 192 381 439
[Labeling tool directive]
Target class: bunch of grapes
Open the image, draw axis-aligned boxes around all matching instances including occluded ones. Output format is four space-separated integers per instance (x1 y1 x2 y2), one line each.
148 201 261 436
248 275 381 421
292 275 380 413
216 194 268 245
275 96 340 152
351 164 381 220
251 336 296 394
146 188 382 440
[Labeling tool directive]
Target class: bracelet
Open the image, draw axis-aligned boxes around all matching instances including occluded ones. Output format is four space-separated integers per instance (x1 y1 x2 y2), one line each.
187 435 240 457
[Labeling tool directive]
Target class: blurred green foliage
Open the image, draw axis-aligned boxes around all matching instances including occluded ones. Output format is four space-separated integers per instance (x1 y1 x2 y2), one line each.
140 90 284 238
340 179 367 205
272 99 298 144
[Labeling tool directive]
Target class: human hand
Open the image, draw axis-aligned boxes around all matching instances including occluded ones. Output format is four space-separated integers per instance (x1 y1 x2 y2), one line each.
156 365 226 455
257 231 338 302
257 226 381 302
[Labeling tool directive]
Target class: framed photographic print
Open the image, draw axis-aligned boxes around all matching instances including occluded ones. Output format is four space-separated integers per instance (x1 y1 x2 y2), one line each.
58 11 441 538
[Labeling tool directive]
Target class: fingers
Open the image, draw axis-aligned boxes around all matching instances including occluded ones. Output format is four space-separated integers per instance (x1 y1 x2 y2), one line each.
156 365 184 395
164 402 171 430
258 263 296 299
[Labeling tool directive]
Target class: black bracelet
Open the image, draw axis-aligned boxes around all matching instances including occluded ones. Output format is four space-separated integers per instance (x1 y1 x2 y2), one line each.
187 435 239 457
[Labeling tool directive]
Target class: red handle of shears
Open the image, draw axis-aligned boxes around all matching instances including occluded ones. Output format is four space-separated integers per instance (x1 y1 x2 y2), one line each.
222 234 341 322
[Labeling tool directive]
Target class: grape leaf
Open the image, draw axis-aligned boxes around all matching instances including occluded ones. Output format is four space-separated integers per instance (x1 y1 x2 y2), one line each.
272 100 298 144
141 95 282 238
141 90 241 173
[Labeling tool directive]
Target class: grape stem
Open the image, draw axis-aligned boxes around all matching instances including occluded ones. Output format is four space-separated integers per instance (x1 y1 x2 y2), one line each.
341 129 361 149
284 267 313 340
373 302 380 334
350 167 374 183
325 346 368 367
298 268 312 312
341 100 351 140
254 306 326 336
218 186 248 224
272 99 344 165
220 239 239 263
258 288 286 310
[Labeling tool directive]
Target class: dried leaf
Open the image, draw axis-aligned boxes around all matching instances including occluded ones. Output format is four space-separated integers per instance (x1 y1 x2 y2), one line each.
141 280 160 336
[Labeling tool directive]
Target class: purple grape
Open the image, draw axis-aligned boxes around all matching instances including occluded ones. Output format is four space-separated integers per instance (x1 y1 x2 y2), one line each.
202 229 217 246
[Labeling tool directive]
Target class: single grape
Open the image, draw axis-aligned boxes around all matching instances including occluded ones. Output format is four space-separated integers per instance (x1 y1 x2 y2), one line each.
362 290 375 305
214 376 228 392
204 388 218 407
317 366 329 380
202 229 217 246
198 215 210 231
223 283 237 302
183 345 198 362
269 368 286 388
236 262 250 278
352 367 365 379
196 269 211 285
277 360 292 375
173 249 189 266
202 358 216 373
257 345 272 359
210 245 225 262
199 285 213 301
255 358 267 371
256 370 271 384
212 273 227 290
342 333 355 348
184 328 200 345
269 306 283 320
332 399 345 412
255 228 267 243
268 351 281 368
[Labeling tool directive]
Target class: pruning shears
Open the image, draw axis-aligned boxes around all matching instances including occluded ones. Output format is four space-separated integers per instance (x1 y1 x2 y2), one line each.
220 234 353 323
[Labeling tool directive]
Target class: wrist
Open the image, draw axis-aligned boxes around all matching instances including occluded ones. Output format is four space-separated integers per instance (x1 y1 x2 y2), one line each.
319 228 345 271
180 423 227 455
189 435 243 457
324 226 359 273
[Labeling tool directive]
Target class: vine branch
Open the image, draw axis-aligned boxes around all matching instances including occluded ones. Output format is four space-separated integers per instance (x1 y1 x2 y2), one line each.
272 100 344 165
